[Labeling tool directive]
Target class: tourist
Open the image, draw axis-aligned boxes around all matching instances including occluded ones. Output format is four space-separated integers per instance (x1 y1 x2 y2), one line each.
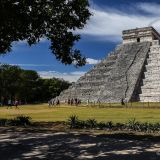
74 98 78 106
56 99 60 106
97 99 101 107
48 100 52 107
124 98 128 107
52 99 55 106
48 99 54 107
15 100 19 109
71 99 74 105
7 99 12 109
121 98 125 106
87 99 89 105
68 99 71 105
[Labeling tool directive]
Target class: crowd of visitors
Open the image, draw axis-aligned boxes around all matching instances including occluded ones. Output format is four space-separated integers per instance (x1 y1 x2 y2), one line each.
67 98 81 106
48 98 82 107
48 98 60 107
0 98 20 108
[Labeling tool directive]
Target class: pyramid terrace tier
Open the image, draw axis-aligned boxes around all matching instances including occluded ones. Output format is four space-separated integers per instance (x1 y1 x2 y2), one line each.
145 65 160 70
141 83 160 88
141 88 160 93
140 95 160 102
144 72 160 77
147 59 160 64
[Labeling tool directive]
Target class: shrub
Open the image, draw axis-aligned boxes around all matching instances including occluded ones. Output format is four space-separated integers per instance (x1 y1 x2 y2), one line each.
10 116 31 126
97 122 106 129
114 123 125 130
106 121 113 129
86 119 97 129
127 118 139 131
0 119 8 126
68 115 79 129
67 115 160 133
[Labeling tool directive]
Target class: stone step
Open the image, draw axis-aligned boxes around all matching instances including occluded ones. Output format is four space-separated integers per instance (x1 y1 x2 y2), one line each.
143 81 160 86
147 57 160 62
144 73 160 78
150 47 160 52
148 57 160 61
148 54 160 59
143 77 160 82
139 93 160 102
145 69 160 74
145 65 160 70
141 84 160 89
146 58 160 66
144 69 160 74
152 40 160 46
140 97 160 102
146 63 160 67
140 92 160 96
148 50 160 54
147 58 160 62
138 43 160 102
141 89 160 94
150 45 160 50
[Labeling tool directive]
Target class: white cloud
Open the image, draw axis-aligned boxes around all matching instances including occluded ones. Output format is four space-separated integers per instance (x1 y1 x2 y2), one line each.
78 2 160 42
86 58 100 64
9 59 99 67
9 64 55 67
138 3 160 15
38 71 86 82
13 38 47 45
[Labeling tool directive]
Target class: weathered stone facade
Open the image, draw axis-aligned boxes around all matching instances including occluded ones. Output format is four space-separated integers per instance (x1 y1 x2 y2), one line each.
139 40 160 102
58 27 160 102
123 27 160 44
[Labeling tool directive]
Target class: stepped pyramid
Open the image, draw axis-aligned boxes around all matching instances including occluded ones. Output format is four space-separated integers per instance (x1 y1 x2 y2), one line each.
59 27 160 102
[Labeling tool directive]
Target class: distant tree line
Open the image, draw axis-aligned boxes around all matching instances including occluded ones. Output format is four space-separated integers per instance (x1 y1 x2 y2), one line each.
0 64 71 105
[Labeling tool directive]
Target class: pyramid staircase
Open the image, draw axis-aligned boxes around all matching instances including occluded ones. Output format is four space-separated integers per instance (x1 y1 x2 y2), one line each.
139 40 160 102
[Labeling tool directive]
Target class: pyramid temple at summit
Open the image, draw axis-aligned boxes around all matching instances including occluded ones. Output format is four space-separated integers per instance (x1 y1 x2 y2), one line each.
59 27 160 102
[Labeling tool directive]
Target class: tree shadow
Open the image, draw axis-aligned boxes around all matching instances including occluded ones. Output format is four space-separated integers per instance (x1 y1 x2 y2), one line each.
0 129 159 160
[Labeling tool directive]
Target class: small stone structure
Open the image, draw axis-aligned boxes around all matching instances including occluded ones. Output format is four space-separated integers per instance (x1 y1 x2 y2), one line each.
58 27 160 102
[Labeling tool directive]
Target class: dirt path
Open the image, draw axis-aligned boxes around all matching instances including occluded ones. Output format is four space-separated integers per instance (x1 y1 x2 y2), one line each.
0 127 160 160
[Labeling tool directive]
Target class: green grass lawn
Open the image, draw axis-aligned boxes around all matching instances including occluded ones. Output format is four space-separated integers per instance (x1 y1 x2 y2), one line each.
0 104 160 123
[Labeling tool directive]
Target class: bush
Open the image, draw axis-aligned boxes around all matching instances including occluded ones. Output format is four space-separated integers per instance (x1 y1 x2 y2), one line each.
106 121 114 129
68 115 79 129
67 115 160 133
97 122 106 129
9 116 31 126
0 119 8 126
0 116 31 126
86 119 97 129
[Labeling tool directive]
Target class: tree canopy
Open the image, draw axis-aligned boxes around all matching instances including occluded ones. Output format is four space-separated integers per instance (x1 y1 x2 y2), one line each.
0 0 91 67
0 64 71 104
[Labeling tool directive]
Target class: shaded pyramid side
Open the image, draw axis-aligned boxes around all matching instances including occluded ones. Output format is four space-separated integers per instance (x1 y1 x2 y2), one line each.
58 42 151 103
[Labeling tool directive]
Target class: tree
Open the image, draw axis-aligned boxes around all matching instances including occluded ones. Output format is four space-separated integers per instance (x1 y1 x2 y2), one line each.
0 0 91 67
0 64 71 104
0 64 22 104
18 70 40 103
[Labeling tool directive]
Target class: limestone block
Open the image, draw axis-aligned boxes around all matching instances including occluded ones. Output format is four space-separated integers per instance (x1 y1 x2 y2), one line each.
152 40 160 46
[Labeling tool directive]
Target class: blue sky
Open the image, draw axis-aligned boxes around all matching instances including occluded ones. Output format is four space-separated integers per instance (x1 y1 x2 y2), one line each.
1 0 160 82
